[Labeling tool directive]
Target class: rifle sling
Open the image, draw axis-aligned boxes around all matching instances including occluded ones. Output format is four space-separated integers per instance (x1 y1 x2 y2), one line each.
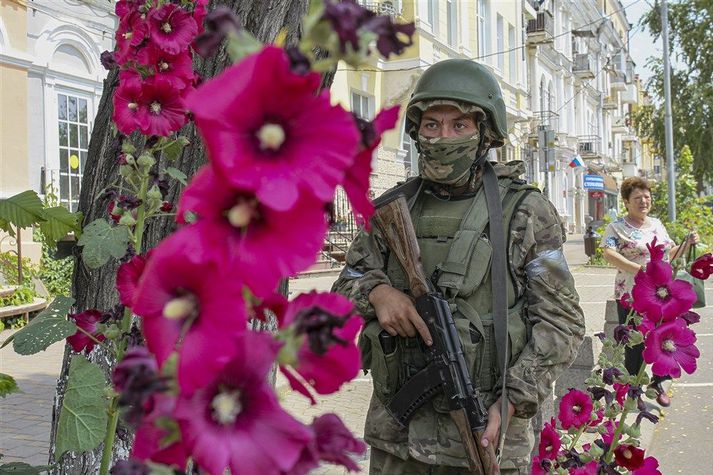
482 160 509 457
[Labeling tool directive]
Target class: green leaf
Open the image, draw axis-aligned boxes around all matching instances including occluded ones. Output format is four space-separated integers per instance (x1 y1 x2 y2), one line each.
0 373 20 398
0 190 46 233
11 296 76 355
38 207 82 246
55 356 109 458
0 462 52 474
165 167 187 186
162 137 189 161
121 140 136 155
77 219 131 269
226 30 263 63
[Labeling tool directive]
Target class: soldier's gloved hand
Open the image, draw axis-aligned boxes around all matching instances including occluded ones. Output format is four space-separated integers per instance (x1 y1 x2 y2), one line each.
481 397 515 450
368 284 433 346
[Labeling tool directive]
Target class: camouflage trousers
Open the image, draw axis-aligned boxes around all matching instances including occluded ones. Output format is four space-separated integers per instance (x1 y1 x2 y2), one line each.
369 417 533 475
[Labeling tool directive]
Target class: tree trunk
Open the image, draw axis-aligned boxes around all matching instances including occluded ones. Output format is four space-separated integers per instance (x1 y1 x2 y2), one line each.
47 1 322 472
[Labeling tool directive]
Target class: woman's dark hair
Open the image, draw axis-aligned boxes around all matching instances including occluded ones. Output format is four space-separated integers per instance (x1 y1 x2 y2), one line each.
620 177 651 201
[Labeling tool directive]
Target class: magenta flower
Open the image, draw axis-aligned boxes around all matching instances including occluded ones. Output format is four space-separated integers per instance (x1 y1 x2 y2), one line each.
132 227 247 392
619 292 633 310
136 45 195 90
344 106 399 229
147 3 198 55
537 418 560 460
633 456 662 475
67 310 106 352
115 10 148 64
646 236 665 262
116 252 151 308
113 74 143 135
135 76 188 137
185 46 360 211
632 260 697 323
364 15 416 58
276 291 362 402
557 388 593 430
690 253 713 280
193 0 210 33
177 166 328 297
601 419 621 446
530 456 553 475
131 392 189 469
680 310 701 326
173 331 312 475
615 444 645 471
614 382 630 406
643 318 700 378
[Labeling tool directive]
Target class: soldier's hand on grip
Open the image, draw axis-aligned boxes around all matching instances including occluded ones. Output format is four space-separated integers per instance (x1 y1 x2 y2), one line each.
369 284 433 345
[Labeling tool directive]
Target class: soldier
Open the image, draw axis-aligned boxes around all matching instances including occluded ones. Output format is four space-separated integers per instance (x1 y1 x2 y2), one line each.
332 59 585 474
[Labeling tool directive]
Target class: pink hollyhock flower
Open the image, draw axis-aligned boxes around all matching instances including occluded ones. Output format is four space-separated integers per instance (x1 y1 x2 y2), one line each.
147 3 198 55
619 292 633 310
614 382 630 406
647 236 665 262
132 227 247 391
633 456 662 475
173 331 312 475
136 45 195 90
530 456 553 475
558 388 593 430
690 253 713 280
113 74 143 135
177 166 328 297
570 461 598 475
601 419 621 446
67 310 106 352
289 414 367 474
276 291 362 403
115 10 148 64
115 0 143 19
614 444 645 471
132 392 189 469
632 260 696 323
643 318 700 378
116 251 152 308
537 418 560 460
193 0 209 33
135 76 187 137
344 106 400 229
638 317 655 337
680 310 701 326
185 46 360 211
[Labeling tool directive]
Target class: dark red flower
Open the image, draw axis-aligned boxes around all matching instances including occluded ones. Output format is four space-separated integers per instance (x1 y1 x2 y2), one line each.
116 252 151 308
192 6 241 58
614 444 645 470
322 0 375 53
363 15 416 57
67 309 106 352
646 236 665 262
690 253 713 280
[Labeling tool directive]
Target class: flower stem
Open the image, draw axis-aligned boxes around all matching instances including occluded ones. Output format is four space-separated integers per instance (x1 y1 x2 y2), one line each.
604 362 648 463
75 326 112 353
568 425 586 451
98 173 150 475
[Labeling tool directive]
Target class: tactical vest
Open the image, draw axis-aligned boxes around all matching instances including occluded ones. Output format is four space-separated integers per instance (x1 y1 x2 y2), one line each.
363 177 537 405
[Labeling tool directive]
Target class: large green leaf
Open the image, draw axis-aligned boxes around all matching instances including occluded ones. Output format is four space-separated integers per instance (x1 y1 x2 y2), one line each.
161 136 190 161
76 219 131 269
10 296 76 355
165 167 187 186
0 190 46 234
38 207 82 245
0 373 19 398
55 356 109 458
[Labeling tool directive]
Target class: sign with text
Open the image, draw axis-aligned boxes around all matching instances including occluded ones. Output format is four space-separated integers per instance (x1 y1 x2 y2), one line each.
583 174 605 190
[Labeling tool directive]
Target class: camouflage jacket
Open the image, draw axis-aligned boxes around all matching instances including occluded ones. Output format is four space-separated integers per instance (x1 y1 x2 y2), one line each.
331 161 585 464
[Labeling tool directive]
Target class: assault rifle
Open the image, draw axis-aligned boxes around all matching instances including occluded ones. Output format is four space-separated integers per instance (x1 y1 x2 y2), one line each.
372 194 499 475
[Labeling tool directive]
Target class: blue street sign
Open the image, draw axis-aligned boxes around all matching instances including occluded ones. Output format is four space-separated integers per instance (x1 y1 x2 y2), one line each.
583 174 605 190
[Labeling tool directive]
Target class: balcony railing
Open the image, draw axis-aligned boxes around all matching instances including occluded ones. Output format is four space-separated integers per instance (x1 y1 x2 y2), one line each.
526 11 554 45
531 110 560 132
573 54 595 79
359 1 401 18
610 71 627 92
577 135 602 158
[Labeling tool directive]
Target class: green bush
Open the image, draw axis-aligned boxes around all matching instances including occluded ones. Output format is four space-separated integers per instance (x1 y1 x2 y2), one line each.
36 233 73 297
0 251 39 286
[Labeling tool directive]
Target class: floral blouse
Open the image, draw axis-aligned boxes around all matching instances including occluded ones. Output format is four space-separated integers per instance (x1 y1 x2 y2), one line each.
599 217 675 299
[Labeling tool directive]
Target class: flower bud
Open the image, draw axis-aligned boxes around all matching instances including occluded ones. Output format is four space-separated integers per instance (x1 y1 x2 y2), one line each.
137 153 155 170
119 214 137 226
147 184 163 201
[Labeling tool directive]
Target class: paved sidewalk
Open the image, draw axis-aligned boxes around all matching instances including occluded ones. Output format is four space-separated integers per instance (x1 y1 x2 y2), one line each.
0 234 619 472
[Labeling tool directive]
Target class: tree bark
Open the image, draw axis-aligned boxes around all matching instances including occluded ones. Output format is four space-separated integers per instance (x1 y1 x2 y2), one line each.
47 1 319 472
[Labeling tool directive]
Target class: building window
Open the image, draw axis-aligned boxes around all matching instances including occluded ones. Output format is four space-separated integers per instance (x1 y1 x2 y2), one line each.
508 24 517 83
477 0 489 60
446 0 457 46
351 91 374 120
496 14 504 71
57 93 89 212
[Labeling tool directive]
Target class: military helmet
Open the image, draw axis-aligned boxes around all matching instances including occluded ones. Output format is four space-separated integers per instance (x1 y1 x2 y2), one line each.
406 59 507 145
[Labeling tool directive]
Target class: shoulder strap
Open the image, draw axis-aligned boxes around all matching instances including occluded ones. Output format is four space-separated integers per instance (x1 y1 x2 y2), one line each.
373 177 423 209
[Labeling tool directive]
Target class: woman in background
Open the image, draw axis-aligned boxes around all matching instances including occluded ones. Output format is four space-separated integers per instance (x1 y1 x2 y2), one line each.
600 177 698 406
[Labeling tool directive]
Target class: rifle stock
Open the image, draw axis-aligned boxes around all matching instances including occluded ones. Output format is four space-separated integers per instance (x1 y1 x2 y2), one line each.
372 195 498 475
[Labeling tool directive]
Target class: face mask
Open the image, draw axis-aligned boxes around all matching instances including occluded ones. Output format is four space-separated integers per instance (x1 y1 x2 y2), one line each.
417 133 481 185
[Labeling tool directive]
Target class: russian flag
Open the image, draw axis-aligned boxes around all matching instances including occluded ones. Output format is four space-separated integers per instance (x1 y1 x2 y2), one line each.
569 155 585 168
